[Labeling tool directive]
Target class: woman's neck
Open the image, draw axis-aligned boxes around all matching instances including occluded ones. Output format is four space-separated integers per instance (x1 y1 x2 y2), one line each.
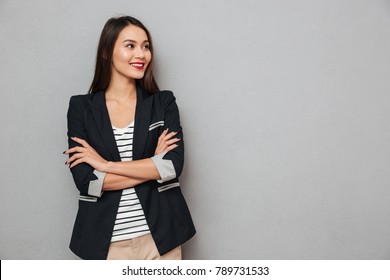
105 75 137 101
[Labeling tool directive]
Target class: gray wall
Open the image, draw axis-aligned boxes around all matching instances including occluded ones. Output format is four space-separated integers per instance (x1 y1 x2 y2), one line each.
1 0 390 259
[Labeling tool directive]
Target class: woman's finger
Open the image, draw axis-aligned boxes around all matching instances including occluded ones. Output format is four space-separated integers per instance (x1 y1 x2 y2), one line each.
158 129 168 143
69 158 84 168
163 131 178 141
165 138 181 146
164 144 179 153
159 128 168 138
162 141 177 151
65 146 86 155
162 141 179 152
71 137 91 148
66 152 84 165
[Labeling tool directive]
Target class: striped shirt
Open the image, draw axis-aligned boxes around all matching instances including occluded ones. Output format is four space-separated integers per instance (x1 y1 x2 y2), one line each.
110 121 150 242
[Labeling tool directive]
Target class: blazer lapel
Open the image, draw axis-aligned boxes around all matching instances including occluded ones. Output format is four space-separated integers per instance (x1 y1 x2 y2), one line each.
133 86 152 160
89 91 121 162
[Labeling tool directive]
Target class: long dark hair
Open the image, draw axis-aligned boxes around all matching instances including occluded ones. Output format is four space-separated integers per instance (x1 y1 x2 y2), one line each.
88 16 159 94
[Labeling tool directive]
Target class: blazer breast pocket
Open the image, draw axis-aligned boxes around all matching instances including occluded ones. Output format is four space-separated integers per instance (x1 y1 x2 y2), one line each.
149 121 164 131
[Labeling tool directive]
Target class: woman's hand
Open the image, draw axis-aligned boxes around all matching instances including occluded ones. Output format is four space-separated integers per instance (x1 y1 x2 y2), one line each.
65 137 108 171
154 129 181 156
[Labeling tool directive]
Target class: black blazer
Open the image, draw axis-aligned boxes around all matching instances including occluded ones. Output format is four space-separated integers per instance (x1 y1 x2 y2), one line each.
66 87 196 259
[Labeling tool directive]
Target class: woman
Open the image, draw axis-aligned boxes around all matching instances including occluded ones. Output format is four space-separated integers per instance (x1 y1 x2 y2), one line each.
64 16 196 260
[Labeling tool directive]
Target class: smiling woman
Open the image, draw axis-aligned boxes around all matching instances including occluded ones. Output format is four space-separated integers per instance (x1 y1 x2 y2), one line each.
64 16 196 260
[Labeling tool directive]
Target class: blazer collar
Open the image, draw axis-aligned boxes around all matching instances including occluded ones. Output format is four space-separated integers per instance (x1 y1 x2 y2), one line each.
89 86 153 161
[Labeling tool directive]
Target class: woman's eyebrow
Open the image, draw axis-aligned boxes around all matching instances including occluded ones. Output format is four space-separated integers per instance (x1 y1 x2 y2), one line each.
122 39 149 43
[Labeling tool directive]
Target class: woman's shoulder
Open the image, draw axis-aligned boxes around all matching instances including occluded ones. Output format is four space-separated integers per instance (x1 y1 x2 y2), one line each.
69 93 90 103
152 90 176 104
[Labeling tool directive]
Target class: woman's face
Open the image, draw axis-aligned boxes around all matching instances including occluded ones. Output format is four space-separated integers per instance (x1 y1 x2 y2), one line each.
110 25 152 81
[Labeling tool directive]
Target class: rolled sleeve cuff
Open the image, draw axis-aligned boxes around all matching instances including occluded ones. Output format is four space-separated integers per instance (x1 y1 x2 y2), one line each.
151 152 176 183
88 170 106 197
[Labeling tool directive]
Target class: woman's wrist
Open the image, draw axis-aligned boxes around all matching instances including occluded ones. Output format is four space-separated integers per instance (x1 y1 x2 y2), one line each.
100 160 112 173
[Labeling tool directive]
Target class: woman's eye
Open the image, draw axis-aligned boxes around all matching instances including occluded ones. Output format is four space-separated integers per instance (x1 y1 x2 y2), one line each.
143 44 150 50
126 44 134 48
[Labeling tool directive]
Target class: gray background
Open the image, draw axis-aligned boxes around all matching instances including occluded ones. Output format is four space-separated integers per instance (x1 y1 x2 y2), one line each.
1 0 389 260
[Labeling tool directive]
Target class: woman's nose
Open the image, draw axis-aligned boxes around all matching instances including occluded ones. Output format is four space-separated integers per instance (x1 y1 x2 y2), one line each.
134 47 145 58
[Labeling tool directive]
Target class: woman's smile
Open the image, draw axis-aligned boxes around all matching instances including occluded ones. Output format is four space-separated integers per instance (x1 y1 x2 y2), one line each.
129 62 145 70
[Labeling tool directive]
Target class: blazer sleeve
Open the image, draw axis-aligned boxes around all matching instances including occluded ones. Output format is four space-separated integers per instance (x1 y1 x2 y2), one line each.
151 91 185 182
67 96 102 197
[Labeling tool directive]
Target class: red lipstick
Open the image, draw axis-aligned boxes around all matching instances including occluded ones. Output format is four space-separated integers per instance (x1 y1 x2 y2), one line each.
130 62 145 70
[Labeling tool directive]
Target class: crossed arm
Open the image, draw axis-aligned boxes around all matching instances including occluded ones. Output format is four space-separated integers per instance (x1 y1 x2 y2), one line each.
64 129 180 191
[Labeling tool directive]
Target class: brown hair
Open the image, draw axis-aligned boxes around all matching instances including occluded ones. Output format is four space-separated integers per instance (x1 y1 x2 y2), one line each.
88 16 159 94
